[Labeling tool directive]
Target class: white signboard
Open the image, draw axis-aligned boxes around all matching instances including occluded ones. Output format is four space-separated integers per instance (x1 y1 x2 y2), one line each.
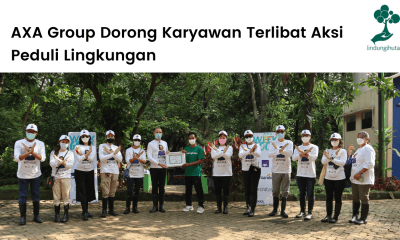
68 132 98 205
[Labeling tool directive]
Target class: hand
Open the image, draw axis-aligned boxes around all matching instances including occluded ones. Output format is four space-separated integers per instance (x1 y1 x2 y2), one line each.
21 143 31 153
89 145 93 153
166 150 170 154
211 142 218 151
354 173 362 180
113 146 122 155
129 158 135 163
271 141 278 149
75 146 82 155
29 142 37 154
137 151 144 157
103 146 113 154
250 145 257 153
240 144 248 151
335 148 342 156
181 163 190 168
323 150 330 159
181 150 187 153
348 144 354 153
138 159 146 164
223 146 229 153
62 161 67 167
158 163 167 169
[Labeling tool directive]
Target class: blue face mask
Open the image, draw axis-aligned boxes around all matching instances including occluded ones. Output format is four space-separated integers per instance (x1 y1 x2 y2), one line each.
277 133 284 139
155 133 162 139
26 133 36 140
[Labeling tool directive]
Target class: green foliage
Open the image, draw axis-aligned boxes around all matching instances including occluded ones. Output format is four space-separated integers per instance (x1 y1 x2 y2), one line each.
373 127 400 171
0 147 18 178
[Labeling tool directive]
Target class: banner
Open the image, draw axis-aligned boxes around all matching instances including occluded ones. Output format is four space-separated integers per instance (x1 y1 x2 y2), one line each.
68 132 98 205
254 132 277 206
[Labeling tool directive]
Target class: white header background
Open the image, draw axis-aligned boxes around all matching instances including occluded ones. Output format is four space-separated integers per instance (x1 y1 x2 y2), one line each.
0 0 399 72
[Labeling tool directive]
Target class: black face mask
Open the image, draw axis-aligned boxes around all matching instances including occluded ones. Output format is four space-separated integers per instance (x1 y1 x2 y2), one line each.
107 138 115 143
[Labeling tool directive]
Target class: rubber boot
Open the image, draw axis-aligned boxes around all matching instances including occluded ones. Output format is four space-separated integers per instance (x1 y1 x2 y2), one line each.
355 204 369 225
61 204 69 223
248 197 257 217
296 197 306 218
124 196 131 214
304 198 314 220
243 196 250 215
54 205 61 222
149 196 158 213
223 196 229 214
214 195 222 214
349 201 360 223
132 196 139 213
268 197 279 216
280 197 288 218
82 201 88 221
330 202 342 223
159 195 165 213
86 202 93 218
321 201 332 222
108 197 118 216
101 198 108 218
19 203 26 225
33 201 43 223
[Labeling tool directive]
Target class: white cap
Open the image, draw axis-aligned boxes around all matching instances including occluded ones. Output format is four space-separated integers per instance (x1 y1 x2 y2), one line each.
106 130 115 136
26 124 38 132
244 130 254 136
58 135 70 142
276 125 286 131
301 129 311 136
218 130 228 137
330 133 342 139
80 129 90 137
133 134 141 140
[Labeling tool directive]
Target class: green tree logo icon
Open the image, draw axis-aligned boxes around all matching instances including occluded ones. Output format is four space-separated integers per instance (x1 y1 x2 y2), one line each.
372 5 399 44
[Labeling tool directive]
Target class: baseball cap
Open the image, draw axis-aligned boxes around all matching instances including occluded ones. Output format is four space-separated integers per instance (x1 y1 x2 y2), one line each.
26 124 38 132
133 134 141 140
106 130 115 136
330 133 342 139
59 135 70 142
276 125 285 131
301 129 311 136
244 130 254 136
218 130 228 137
80 129 90 137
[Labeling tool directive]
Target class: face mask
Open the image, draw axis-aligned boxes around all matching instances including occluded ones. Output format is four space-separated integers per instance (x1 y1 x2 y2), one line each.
189 139 196 145
301 137 310 143
155 133 162 139
357 138 365 145
277 133 284 139
26 133 36 140
60 143 69 150
82 137 89 143
106 138 114 144
133 141 141 146
218 139 227 145
331 140 339 147
245 137 253 143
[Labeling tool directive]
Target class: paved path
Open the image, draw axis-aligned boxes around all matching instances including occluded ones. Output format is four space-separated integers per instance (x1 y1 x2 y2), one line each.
0 200 398 240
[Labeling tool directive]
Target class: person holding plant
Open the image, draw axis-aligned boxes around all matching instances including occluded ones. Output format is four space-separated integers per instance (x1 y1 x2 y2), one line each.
14 124 46 225
74 129 96 221
321 133 347 223
348 131 375 225
124 134 146 214
238 130 261 217
267 125 293 218
99 130 122 218
49 135 74 223
211 130 233 214
292 129 319 220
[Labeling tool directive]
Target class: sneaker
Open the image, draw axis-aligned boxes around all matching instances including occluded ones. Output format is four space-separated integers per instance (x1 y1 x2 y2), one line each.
197 207 204 214
183 206 194 212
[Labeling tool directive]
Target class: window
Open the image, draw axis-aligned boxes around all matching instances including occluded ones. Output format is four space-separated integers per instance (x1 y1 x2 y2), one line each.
347 115 356 132
362 111 373 129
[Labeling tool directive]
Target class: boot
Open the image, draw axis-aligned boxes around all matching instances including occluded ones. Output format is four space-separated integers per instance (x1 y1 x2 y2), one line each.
123 196 131 214
223 196 229 214
321 201 333 222
108 197 118 216
243 196 250 215
330 202 342 223
159 196 165 213
132 196 139 213
19 203 26 225
296 197 306 218
54 205 61 222
304 198 314 220
214 195 222 214
268 197 279 216
349 201 360 223
61 205 69 223
149 196 158 213
280 197 288 218
86 202 93 218
33 201 43 223
81 201 88 221
355 204 369 225
101 198 108 218
248 197 257 217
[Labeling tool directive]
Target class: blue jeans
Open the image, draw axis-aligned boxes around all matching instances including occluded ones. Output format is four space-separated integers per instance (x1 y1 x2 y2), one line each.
296 176 315 200
18 177 41 204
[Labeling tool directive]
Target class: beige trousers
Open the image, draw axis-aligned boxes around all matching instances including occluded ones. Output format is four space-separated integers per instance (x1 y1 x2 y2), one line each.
52 178 71 206
352 183 372 204
101 173 119 198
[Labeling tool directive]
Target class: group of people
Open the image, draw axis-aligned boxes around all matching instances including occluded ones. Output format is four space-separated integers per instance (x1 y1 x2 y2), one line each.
14 124 375 226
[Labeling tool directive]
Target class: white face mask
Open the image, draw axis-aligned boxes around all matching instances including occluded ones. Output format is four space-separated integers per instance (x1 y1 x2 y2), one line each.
81 137 89 143
245 137 253 143
301 137 310 143
133 141 141 146
60 143 69 150
331 140 339 147
189 139 196 145
357 138 365 145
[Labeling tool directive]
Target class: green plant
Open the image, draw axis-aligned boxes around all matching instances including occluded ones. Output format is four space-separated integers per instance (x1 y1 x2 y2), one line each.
0 147 18 179
373 126 400 172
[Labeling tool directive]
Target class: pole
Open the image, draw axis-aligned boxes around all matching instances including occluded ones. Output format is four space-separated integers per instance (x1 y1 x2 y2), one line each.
382 73 386 178
378 73 383 179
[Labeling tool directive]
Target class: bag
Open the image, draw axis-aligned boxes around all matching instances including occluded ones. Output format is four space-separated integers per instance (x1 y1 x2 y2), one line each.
318 164 327 185
123 168 129 179
344 155 352 180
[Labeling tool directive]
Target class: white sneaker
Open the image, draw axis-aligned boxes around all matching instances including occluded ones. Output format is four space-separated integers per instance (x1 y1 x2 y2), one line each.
197 206 204 214
183 206 194 212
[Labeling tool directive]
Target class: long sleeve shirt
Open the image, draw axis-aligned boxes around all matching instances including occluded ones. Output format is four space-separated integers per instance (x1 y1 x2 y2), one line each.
74 144 96 172
50 150 75 179
125 147 147 178
292 143 319 178
238 143 261 171
321 148 347 180
14 139 46 179
211 145 233 176
147 140 168 169
268 140 293 173
99 143 122 174
350 144 375 185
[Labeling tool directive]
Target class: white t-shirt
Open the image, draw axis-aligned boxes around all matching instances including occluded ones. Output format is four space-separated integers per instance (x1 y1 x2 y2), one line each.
50 150 75 179
211 145 233 177
350 144 375 185
147 140 168 169
125 147 146 178
238 143 261 171
292 143 319 178
74 144 96 172
268 140 293 174
321 148 347 181
14 139 46 179
99 143 122 174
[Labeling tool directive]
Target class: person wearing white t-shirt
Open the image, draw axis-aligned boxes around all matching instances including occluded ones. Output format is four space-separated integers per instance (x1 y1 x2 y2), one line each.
292 129 319 220
348 131 375 225
14 124 46 225
267 125 293 218
124 134 146 214
49 135 74 223
211 131 233 214
321 133 347 223
238 130 261 217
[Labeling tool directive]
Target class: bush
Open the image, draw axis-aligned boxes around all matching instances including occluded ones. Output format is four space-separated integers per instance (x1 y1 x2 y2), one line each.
371 177 400 191
0 147 18 179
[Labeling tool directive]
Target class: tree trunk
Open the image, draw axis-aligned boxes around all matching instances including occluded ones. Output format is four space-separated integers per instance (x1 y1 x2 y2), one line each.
247 73 261 131
22 75 46 131
302 73 315 131
0 74 4 94
75 84 85 119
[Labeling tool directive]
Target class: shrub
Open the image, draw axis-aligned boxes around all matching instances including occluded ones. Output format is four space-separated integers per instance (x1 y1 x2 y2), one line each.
0 147 18 179
371 176 400 191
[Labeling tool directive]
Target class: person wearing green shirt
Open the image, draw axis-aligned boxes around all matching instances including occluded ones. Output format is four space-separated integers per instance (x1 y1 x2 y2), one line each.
181 132 205 214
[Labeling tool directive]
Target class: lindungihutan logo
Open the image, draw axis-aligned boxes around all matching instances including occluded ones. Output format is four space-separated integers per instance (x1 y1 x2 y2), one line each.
372 5 399 44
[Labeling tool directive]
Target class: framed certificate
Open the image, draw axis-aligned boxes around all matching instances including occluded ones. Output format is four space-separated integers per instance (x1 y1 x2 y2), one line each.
165 152 186 167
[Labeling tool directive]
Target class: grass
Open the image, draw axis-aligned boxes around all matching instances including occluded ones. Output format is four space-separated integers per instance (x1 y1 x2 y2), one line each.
0 184 46 191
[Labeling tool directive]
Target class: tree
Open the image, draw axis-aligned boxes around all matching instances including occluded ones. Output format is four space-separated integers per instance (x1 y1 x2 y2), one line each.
372 5 400 44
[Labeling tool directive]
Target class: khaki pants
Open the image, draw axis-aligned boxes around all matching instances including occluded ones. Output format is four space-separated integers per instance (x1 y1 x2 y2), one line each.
52 178 71 206
352 183 372 204
272 173 291 198
101 173 119 198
